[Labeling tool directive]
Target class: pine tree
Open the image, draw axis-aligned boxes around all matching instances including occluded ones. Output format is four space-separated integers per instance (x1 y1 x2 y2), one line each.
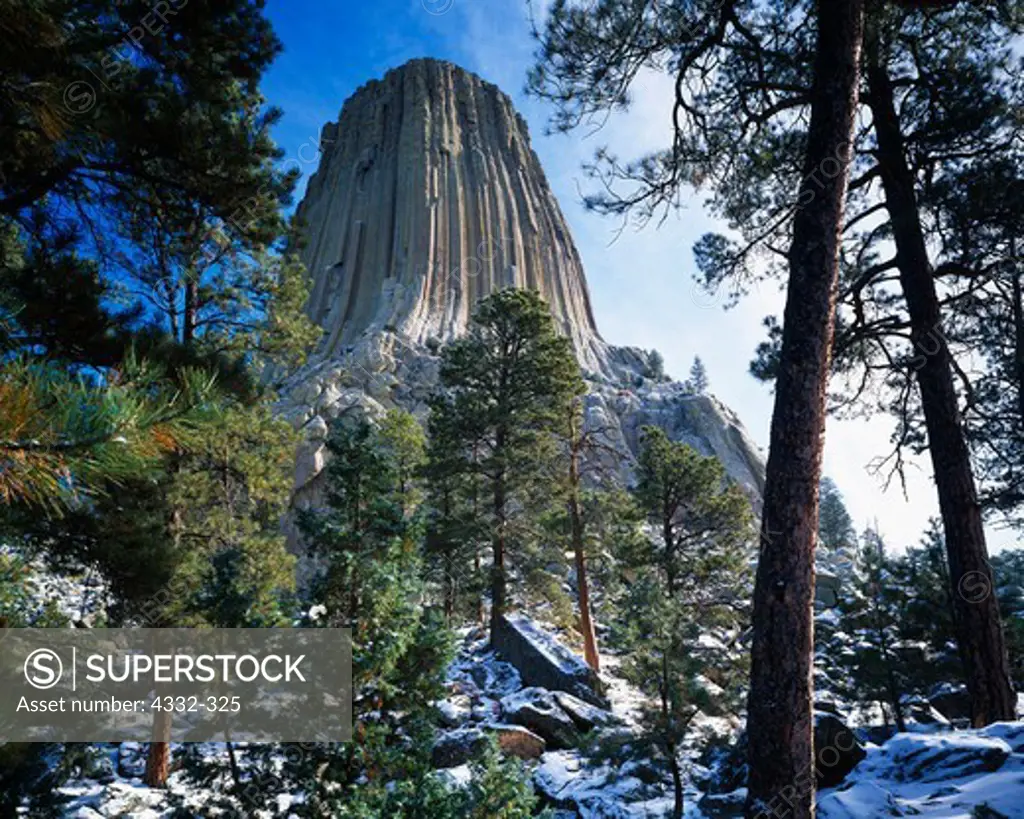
616 426 753 819
429 289 584 637
843 527 909 732
530 4 866 811
694 1 1022 727
859 7 1016 726
1 0 292 239
688 356 709 395
423 403 489 623
818 477 856 553
549 394 611 671
0 0 317 514
0 355 214 511
207 413 466 819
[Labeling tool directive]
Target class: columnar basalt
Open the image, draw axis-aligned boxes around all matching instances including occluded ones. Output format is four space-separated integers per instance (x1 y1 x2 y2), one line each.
295 58 609 377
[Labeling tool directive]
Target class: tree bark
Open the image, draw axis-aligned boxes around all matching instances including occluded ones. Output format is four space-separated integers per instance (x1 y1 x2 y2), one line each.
670 750 684 819
864 28 1016 727
1011 250 1024 433
661 652 684 819
745 2 865 817
490 460 507 637
569 440 600 671
143 709 172 787
565 401 601 671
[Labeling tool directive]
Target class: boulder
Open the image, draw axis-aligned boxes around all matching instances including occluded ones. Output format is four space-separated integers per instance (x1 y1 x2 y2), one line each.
815 570 841 607
816 781 903 818
698 789 747 818
492 612 609 708
501 687 581 749
437 764 473 789
431 727 489 768
436 694 473 728
905 698 950 728
466 655 522 697
884 733 1010 783
489 723 546 760
815 712 867 788
979 721 1024 753
553 691 619 732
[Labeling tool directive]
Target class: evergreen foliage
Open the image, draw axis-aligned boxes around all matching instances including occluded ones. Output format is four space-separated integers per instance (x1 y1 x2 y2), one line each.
0 355 214 510
687 356 709 395
818 477 857 554
428 289 585 634
610 425 754 818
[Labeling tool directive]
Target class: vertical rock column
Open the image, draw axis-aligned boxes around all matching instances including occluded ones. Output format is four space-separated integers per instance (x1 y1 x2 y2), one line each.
294 58 609 376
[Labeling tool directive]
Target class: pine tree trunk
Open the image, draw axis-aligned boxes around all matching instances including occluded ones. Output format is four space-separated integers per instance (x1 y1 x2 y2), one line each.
865 30 1016 727
143 709 172 787
570 478 600 672
670 752 684 819
490 466 507 638
226 739 241 786
443 550 456 621
1011 254 1024 433
887 669 907 734
567 424 600 672
661 651 684 819
745 2 864 817
475 550 485 626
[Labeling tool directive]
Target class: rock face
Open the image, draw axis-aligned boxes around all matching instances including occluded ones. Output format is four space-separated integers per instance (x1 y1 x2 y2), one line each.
814 712 867 788
295 57 607 378
279 58 767 533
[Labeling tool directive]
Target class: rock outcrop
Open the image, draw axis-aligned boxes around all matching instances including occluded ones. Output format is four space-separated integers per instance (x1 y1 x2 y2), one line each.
814 711 867 788
500 687 582 750
278 58 767 532
491 612 609 709
295 57 608 378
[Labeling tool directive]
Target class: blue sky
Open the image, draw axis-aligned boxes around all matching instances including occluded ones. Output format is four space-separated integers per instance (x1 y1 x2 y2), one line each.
260 0 1016 553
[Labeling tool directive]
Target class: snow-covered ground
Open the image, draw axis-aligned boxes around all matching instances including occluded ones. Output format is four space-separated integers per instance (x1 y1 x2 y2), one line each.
817 723 1024 819
5 565 1021 818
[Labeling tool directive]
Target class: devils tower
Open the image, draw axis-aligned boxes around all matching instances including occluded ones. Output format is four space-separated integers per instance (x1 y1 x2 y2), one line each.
295 58 610 377
278 59 765 511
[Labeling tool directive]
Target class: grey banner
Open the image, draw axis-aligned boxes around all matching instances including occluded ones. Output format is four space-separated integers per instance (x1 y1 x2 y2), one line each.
0 628 351 742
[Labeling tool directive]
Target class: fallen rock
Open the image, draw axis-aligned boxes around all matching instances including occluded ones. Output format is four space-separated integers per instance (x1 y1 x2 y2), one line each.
492 612 608 708
466 655 522 698
533 750 584 809
471 697 500 723
816 570 841 607
489 723 546 760
698 788 747 818
437 694 473 728
553 690 618 732
815 712 866 788
883 733 1010 783
437 764 473 790
979 721 1024 753
501 687 581 749
431 727 489 768
816 781 904 818
905 698 950 729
